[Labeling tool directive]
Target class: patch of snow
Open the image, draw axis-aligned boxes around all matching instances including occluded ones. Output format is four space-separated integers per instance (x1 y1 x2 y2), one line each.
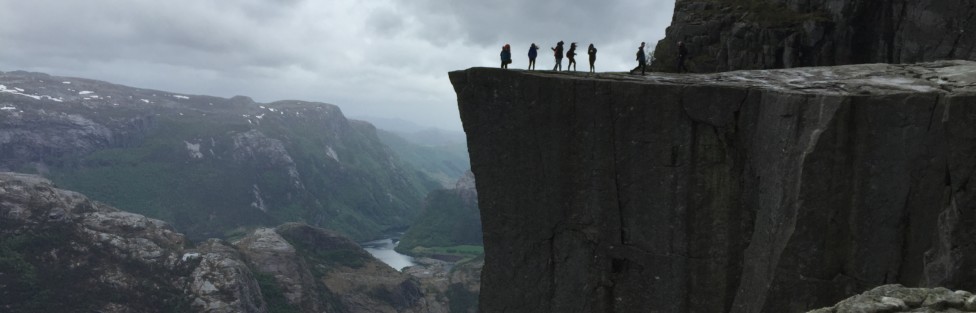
140 99 150 103
247 119 253 124
14 87 24 92
0 84 42 100
1 106 17 111
255 114 265 119
268 107 277 112
259 106 266 109
173 95 189 99
326 146 340 162
47 97 63 102
184 141 203 159
62 81 71 84
179 112 184 116
181 252 200 262
78 91 94 95
250 184 266 212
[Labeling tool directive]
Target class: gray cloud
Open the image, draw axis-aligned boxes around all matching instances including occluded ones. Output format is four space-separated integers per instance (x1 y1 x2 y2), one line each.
0 0 674 130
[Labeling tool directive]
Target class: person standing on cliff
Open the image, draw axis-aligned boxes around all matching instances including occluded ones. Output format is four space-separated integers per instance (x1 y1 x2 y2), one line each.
500 44 512 69
566 43 578 71
677 41 689 73
632 42 646 75
588 44 597 73
551 41 564 71
528 43 539 70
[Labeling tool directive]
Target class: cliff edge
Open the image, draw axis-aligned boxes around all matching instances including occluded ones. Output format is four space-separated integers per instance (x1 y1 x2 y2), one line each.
450 61 976 312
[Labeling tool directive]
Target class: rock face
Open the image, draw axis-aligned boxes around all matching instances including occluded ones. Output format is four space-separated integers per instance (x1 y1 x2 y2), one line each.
653 0 976 73
809 284 976 313
0 71 434 241
0 172 441 313
450 61 976 313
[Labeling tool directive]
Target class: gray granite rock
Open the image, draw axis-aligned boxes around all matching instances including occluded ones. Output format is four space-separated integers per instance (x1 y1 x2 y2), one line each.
450 61 976 313
653 0 976 73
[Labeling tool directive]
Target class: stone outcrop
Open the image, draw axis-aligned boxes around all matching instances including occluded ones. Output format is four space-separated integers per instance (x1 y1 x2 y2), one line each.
809 285 976 313
653 0 976 73
0 172 444 313
450 61 976 312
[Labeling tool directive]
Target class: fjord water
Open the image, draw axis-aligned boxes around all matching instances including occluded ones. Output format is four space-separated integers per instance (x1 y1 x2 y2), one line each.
361 238 416 271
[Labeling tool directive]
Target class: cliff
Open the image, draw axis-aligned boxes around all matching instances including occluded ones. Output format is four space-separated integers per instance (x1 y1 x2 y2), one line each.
450 61 976 312
0 71 435 241
0 172 445 313
652 0 976 73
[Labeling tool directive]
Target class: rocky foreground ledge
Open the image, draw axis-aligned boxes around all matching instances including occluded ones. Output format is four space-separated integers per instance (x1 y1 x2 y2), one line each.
450 61 976 313
0 172 449 313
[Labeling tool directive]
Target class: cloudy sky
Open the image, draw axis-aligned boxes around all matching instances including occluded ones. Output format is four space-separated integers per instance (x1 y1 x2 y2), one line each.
0 0 675 131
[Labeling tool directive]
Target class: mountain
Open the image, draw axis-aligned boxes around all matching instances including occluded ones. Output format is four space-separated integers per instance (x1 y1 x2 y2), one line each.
0 70 435 241
653 0 976 73
450 61 976 312
397 172 482 254
0 172 448 313
376 130 470 188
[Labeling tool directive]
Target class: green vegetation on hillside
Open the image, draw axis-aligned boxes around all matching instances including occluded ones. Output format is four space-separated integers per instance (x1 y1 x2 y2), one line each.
44 106 435 241
376 129 470 188
397 189 482 256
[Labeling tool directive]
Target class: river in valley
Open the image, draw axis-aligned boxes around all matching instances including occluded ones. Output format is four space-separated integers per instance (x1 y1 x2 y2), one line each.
361 238 416 271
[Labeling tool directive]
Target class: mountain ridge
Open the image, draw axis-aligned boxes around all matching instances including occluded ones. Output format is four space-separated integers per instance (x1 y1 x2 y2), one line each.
0 69 435 241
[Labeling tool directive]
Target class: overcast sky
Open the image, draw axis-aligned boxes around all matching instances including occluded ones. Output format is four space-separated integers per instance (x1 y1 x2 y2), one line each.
0 0 675 131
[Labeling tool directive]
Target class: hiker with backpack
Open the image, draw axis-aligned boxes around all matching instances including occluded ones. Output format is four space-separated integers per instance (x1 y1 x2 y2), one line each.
566 43 578 71
500 44 512 69
528 43 539 70
551 41 564 71
588 44 597 73
632 42 646 75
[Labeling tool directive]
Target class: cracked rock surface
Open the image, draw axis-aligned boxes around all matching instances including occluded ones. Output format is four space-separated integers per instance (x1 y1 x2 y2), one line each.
0 172 445 313
653 0 976 73
450 61 976 313
810 284 976 313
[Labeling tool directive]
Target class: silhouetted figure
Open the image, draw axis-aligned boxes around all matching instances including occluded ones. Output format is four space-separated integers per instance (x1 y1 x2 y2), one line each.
567 43 577 71
528 43 539 70
551 41 564 71
500 44 512 69
632 42 646 75
588 44 597 73
677 41 689 73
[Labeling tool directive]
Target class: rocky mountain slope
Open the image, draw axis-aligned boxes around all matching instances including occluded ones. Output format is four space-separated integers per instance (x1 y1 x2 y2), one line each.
398 172 482 254
0 70 435 241
653 0 976 73
451 61 976 312
0 172 447 313
377 130 470 188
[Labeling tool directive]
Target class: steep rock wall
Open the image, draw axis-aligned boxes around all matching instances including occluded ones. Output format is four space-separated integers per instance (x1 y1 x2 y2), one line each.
652 0 976 73
450 61 976 313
